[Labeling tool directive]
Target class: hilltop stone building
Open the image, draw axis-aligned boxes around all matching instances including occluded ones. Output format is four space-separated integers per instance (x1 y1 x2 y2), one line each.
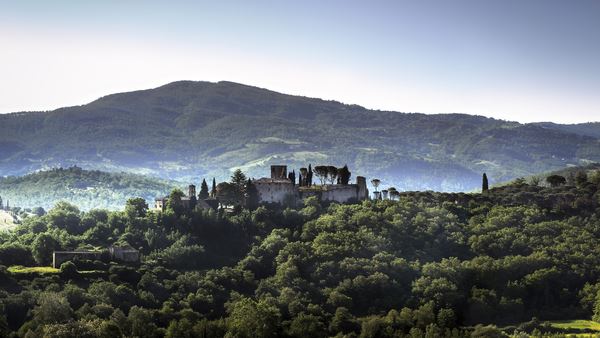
153 164 369 210
253 165 369 205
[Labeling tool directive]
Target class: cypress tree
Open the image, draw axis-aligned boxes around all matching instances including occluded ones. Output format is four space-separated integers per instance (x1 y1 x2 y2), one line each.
199 179 210 199
211 178 217 198
245 178 259 210
230 169 247 204
307 164 313 186
338 165 351 185
482 173 489 193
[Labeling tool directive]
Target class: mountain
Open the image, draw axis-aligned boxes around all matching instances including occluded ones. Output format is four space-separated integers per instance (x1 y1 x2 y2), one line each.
0 167 178 210
1 80 599 191
534 122 600 139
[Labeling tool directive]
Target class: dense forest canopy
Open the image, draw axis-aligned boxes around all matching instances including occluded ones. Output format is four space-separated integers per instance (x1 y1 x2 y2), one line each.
2 81 600 191
0 168 600 337
0 167 177 210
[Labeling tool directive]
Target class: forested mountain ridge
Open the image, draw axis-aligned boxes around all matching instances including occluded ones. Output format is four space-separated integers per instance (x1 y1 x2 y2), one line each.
534 122 600 138
1 80 599 191
0 167 177 210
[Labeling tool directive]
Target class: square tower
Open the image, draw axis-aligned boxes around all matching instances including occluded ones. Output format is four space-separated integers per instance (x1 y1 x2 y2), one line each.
270 165 288 179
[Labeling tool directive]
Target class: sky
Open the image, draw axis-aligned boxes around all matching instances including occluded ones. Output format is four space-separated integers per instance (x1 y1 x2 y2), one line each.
1 0 599 123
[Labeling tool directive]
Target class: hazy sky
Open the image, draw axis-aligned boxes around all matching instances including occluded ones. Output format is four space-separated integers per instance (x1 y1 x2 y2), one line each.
1 0 599 123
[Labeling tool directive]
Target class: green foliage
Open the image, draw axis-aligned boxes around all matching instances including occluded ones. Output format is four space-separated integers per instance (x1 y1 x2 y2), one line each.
470 324 507 338
60 261 79 278
199 179 210 199
0 167 176 210
226 297 281 338
482 173 489 192
216 182 239 206
147 236 205 269
0 243 35 266
125 197 148 218
32 233 59 265
546 174 566 187
7 266 59 274
167 188 185 216
32 293 73 325
338 165 351 185
230 169 247 194
245 179 259 210
0 180 600 336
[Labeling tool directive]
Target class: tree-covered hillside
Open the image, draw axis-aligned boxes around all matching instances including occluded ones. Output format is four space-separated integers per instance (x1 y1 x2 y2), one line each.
1 169 600 336
497 163 600 187
534 122 600 138
1 81 599 191
0 167 177 211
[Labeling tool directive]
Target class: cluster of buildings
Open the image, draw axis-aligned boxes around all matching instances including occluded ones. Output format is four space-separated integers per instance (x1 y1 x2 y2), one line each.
154 164 370 211
253 165 369 204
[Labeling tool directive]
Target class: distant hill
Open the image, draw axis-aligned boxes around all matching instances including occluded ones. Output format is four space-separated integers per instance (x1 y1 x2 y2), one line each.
497 162 600 187
0 167 178 210
527 162 600 183
1 80 599 191
534 122 600 139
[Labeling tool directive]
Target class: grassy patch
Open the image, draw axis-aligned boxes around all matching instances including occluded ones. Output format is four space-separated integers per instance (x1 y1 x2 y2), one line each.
8 266 60 274
549 320 600 331
546 319 600 337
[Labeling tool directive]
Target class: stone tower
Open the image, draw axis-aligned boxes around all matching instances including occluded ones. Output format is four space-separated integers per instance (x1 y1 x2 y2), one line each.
271 165 288 180
356 176 368 200
188 184 196 198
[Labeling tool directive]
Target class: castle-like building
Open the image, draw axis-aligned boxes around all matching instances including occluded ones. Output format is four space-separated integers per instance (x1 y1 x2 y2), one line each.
154 164 369 211
253 165 369 204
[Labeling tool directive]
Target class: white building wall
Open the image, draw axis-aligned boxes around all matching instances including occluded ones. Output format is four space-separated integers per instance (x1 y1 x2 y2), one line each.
320 185 359 203
255 181 367 205
255 182 297 204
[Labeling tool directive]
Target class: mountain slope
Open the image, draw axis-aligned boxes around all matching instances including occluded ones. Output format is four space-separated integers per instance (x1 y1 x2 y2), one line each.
534 122 600 138
1 80 599 191
0 167 178 210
